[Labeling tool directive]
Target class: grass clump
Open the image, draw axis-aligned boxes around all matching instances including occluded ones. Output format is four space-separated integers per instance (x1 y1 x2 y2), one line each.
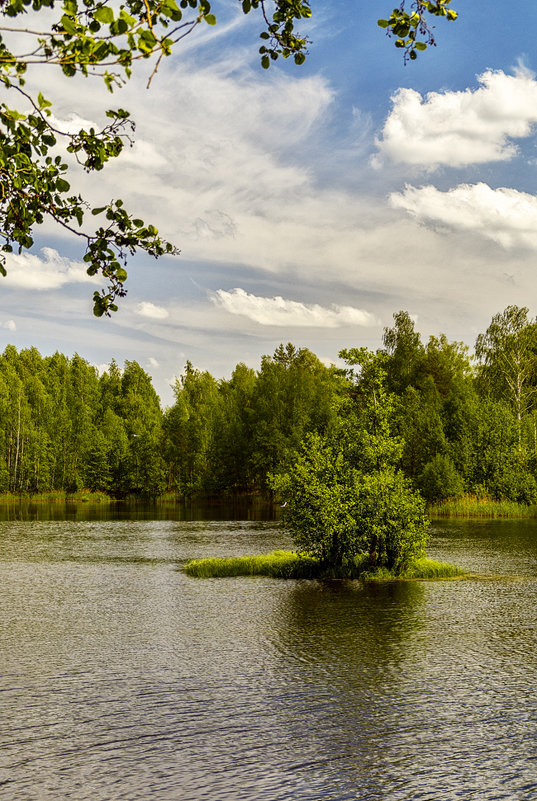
184 550 319 578
429 493 537 519
400 557 466 579
184 551 465 581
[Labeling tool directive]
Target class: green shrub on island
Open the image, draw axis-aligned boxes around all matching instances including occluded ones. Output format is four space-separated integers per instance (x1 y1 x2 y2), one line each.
185 348 465 582
271 349 430 576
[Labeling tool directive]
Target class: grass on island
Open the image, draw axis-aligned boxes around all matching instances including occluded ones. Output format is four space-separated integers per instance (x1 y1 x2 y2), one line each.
429 493 537 519
184 550 466 581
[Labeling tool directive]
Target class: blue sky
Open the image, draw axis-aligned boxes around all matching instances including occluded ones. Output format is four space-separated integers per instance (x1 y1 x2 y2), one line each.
3 0 537 405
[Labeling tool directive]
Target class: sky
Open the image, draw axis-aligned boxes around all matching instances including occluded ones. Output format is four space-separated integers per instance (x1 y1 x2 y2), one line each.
3 0 537 406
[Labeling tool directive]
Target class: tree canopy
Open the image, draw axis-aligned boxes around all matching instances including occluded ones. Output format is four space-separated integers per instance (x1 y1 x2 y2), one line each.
0 0 458 314
4 305 537 511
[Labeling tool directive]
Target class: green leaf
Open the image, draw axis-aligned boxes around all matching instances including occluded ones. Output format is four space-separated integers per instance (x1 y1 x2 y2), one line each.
37 91 52 109
93 5 114 23
60 14 77 34
204 13 216 24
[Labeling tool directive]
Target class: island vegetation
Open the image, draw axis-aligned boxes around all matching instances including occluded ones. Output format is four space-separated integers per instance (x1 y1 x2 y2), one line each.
184 551 466 580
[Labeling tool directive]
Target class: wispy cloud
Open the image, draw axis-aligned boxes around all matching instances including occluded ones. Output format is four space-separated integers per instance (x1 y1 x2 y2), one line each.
391 182 537 249
211 288 379 327
376 68 537 169
1 320 16 331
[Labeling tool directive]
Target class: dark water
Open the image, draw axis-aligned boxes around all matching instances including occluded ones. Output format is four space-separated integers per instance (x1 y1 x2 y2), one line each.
1 509 537 800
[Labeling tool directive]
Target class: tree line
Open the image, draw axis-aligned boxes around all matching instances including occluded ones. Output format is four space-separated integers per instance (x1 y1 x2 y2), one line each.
2 304 537 503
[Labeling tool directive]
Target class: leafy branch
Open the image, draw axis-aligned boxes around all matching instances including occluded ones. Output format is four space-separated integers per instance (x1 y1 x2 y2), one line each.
377 0 458 62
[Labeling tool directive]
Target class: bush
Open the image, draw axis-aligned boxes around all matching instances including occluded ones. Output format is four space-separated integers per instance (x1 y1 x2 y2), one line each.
491 469 537 504
354 469 429 572
273 434 429 575
418 454 464 502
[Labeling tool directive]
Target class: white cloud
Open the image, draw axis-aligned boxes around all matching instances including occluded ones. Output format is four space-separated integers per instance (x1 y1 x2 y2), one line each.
376 68 537 168
1 320 16 331
117 139 168 169
391 182 537 249
148 356 160 367
135 301 169 319
211 288 379 327
92 362 110 376
3 247 96 290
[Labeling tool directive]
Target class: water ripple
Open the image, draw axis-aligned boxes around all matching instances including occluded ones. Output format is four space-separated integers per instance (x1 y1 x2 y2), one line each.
1 518 537 799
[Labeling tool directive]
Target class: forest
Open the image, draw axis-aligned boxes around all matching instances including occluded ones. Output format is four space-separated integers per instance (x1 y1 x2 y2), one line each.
1 304 537 505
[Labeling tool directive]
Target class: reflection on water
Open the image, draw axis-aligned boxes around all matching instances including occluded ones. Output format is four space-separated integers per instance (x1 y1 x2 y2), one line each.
0 498 277 523
1 512 537 800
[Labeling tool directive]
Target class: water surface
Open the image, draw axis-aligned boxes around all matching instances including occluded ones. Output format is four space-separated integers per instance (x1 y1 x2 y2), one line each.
1 511 536 799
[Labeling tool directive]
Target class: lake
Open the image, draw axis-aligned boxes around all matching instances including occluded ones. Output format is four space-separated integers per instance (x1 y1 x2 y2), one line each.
1 506 536 800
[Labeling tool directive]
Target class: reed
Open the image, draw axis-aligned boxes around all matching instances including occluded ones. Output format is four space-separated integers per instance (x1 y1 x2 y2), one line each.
184 551 465 580
0 489 112 504
155 491 183 504
429 493 537 519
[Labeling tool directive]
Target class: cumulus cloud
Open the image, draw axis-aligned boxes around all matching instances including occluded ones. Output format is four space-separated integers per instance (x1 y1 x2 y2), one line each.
148 357 160 367
92 362 110 376
390 182 537 249
211 288 379 327
1 320 16 331
135 302 169 319
376 69 537 168
3 247 96 290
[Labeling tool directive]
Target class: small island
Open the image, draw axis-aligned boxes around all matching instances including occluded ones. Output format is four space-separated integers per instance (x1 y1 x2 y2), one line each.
185 345 466 581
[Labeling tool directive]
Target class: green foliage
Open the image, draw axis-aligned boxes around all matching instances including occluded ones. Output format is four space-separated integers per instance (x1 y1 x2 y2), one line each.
0 346 164 496
475 306 537 436
338 347 403 471
161 344 346 497
418 453 464 502
377 0 458 62
162 361 223 495
249 344 345 489
6 304 537 509
272 432 364 565
273 350 429 575
354 468 429 573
